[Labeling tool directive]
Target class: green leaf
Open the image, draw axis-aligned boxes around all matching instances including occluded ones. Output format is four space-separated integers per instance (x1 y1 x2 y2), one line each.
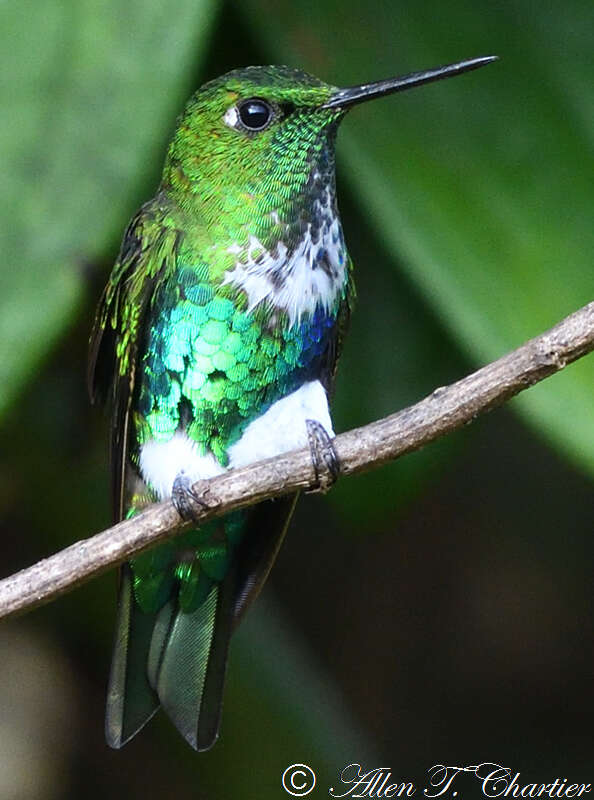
240 0 594 474
0 0 221 417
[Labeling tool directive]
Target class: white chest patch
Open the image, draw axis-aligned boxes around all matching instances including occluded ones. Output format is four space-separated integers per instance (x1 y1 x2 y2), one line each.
139 432 224 501
138 381 333 500
222 194 347 327
228 379 333 468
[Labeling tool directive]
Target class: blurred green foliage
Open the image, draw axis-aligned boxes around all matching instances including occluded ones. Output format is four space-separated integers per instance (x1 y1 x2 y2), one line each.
0 0 219 415
0 1 593 798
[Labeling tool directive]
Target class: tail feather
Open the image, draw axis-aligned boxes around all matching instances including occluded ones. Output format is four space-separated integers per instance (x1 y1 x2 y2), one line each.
156 572 235 750
105 499 296 750
147 598 176 690
106 568 235 752
105 566 160 748
192 576 236 749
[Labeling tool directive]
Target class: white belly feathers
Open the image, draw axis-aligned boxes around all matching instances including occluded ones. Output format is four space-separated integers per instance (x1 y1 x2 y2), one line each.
139 380 333 500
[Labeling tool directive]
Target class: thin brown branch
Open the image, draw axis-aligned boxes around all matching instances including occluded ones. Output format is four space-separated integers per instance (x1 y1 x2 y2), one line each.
2 301 594 620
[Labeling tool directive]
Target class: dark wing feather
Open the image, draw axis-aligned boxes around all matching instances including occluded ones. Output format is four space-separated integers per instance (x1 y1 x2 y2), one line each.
88 198 177 519
105 566 160 747
88 210 146 519
89 198 182 747
232 496 298 627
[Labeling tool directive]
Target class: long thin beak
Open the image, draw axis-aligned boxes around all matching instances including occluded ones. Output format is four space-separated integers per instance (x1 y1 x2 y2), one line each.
322 55 498 109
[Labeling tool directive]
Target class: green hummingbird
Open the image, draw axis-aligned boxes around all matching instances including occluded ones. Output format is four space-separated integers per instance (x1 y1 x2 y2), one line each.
89 55 496 751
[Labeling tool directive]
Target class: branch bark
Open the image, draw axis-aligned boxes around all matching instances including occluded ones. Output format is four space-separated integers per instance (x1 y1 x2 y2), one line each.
2 301 594 620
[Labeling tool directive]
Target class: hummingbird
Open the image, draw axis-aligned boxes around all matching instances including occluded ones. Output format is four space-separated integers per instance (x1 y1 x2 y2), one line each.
89 55 496 751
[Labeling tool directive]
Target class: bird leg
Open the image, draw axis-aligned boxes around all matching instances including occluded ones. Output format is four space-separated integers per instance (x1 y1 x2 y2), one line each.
172 472 218 523
305 419 340 493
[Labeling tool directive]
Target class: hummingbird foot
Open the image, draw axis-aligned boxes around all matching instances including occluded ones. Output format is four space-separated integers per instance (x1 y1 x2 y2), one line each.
305 419 340 494
172 472 219 523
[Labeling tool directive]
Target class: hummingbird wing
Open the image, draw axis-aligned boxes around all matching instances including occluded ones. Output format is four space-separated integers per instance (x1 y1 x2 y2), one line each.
231 495 298 626
105 563 160 745
89 198 186 745
88 197 180 519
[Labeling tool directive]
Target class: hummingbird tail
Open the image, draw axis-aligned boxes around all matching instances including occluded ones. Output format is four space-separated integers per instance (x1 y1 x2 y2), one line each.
104 499 298 750
151 576 235 751
105 565 235 751
105 566 160 748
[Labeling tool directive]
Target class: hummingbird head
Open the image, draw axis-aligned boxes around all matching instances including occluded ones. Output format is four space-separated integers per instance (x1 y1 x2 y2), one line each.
163 65 343 238
163 58 496 246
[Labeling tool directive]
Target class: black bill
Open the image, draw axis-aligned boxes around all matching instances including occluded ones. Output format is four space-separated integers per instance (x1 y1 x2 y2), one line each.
323 55 498 109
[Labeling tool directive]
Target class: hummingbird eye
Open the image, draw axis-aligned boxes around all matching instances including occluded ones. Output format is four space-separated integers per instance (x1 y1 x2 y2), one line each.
237 98 274 131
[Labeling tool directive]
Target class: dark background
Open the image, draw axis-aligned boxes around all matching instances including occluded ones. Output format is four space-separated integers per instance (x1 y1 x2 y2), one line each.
1 1 593 797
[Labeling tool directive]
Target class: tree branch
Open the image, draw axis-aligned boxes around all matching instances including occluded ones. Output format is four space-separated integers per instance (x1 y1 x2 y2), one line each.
2 301 594 620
